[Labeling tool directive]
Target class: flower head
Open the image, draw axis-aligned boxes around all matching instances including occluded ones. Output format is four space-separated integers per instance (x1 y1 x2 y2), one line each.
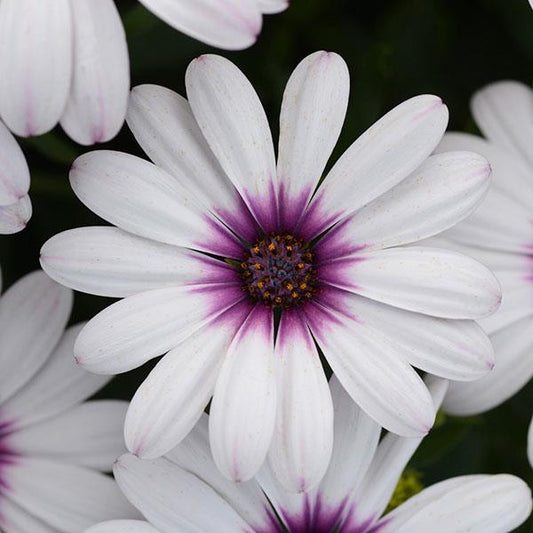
86 377 532 533
42 52 500 489
0 269 137 530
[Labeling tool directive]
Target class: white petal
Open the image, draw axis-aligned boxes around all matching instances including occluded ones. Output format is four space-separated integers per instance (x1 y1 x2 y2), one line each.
0 271 72 403
315 151 491 258
0 0 71 136
3 458 137 532
126 84 257 242
60 0 129 145
166 413 272 530
70 150 243 258
0 194 32 234
0 497 57 533
209 305 277 482
321 246 501 319
137 0 262 50
304 294 435 437
437 132 533 211
259 0 289 14
302 95 448 238
441 179 533 255
186 55 278 231
124 303 249 459
316 375 381 509
0 120 30 206
443 315 533 415
393 474 532 533
471 80 533 169
40 227 236 298
74 284 244 374
114 454 252 532
7 400 127 471
528 414 533 468
353 376 448 524
86 521 159 533
268 311 334 492
1 323 110 428
277 51 349 228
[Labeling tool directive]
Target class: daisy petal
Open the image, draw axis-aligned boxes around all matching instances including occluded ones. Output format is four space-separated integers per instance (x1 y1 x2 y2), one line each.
320 246 501 319
528 415 533 468
0 195 32 235
316 375 381 509
437 132 533 211
259 0 289 14
86 521 158 533
393 475 532 533
137 0 262 50
277 51 349 228
166 414 272 530
6 400 127 471
0 272 72 403
443 315 533 415
269 311 334 492
124 303 249 459
40 227 237 298
74 284 244 374
3 458 137 532
0 0 71 136
315 151 491 257
302 95 448 238
209 305 277 482
0 497 57 533
126 84 257 241
114 454 252 531
471 81 533 169
70 150 243 258
1 323 110 428
0 120 30 206
186 55 278 231
304 296 435 437
60 0 129 145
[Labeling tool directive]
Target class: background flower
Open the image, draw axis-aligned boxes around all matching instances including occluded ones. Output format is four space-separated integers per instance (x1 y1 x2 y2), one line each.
0 269 137 531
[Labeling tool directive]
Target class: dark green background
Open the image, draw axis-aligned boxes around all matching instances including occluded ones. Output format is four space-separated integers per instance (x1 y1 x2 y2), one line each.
1 0 532 529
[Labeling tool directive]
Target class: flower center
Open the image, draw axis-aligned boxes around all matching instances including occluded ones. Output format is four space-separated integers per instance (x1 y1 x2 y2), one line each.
240 234 317 308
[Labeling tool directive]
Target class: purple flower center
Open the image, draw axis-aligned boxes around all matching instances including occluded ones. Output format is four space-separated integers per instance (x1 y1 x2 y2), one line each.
239 234 318 308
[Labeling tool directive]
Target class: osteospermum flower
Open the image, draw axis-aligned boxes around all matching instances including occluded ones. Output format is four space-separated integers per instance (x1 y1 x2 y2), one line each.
0 269 137 531
41 52 500 489
137 0 289 50
85 377 532 533
428 82 533 420
0 121 31 234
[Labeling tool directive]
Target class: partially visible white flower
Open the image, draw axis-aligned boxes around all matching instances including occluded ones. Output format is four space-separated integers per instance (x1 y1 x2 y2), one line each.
529 415 533 468
0 121 31 234
86 377 532 533
0 269 137 531
138 0 289 50
0 0 130 145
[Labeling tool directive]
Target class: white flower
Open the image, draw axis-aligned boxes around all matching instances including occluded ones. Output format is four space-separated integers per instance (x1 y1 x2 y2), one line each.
428 82 533 422
41 52 500 489
0 121 31 234
0 0 130 145
0 269 137 531
86 377 532 533
138 0 289 50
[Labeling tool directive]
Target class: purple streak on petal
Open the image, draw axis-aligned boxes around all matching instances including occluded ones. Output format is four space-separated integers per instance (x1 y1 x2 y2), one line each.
317 256 367 292
212 190 261 244
297 193 340 242
0 418 20 497
186 251 241 286
186 282 247 319
278 182 314 233
246 177 279 234
195 214 247 259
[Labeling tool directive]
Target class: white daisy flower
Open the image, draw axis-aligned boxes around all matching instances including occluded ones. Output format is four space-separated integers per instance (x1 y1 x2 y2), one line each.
86 377 532 533
41 52 500 489
137 0 289 50
0 121 31 234
0 0 287 144
0 269 137 531
427 82 533 419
